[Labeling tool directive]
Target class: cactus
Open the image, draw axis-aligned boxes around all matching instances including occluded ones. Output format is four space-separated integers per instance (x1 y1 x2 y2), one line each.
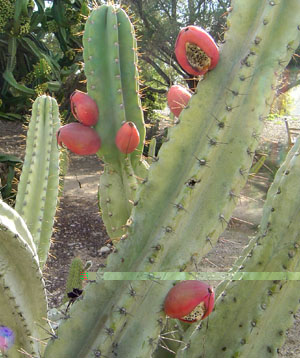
42 1 300 358
177 135 300 358
14 95 61 268
0 0 299 357
63 257 84 304
0 200 51 358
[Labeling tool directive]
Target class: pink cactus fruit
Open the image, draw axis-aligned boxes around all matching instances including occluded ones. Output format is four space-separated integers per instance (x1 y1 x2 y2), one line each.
167 85 192 117
115 121 140 154
0 326 15 352
57 122 101 155
70 90 99 126
175 25 219 76
164 280 214 323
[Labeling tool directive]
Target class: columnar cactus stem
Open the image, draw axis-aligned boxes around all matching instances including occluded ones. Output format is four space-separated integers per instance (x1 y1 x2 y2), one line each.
0 200 51 357
14 95 61 267
83 4 148 237
178 136 300 358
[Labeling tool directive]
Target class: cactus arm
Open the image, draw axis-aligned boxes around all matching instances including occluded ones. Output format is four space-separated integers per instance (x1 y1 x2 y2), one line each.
105 0 300 272
177 136 300 358
14 95 61 267
0 200 51 357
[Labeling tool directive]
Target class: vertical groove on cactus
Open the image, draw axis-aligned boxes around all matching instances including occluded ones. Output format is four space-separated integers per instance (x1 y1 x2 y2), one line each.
0 200 51 357
178 137 300 358
14 95 61 267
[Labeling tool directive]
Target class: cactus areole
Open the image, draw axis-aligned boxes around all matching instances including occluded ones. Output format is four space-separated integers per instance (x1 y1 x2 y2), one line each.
70 90 99 126
115 121 140 154
164 281 214 322
167 85 192 117
175 26 219 76
57 122 101 155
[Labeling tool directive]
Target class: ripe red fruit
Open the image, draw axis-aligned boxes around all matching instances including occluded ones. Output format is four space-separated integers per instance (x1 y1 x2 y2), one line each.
70 90 99 126
115 121 140 154
57 122 101 155
167 85 192 117
175 26 219 76
164 281 214 322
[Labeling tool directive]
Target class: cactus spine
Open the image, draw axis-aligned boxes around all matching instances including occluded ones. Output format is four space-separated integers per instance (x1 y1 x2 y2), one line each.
15 95 61 267
43 1 300 358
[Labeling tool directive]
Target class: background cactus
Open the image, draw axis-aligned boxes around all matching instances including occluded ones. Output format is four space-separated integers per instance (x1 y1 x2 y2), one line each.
14 95 61 268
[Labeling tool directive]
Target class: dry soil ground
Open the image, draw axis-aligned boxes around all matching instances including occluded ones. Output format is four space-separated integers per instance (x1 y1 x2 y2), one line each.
0 118 300 357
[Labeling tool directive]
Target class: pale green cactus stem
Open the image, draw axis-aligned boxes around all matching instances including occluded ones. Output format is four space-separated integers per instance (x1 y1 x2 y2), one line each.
63 257 84 304
0 200 51 358
42 1 300 358
105 0 300 273
14 95 61 267
83 4 148 238
177 137 300 358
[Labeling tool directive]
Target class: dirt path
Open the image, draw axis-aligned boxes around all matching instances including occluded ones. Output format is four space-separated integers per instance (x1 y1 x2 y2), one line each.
0 118 299 357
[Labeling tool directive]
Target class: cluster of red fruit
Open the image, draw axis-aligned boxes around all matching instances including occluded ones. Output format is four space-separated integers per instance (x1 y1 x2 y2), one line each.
167 25 219 118
57 90 140 155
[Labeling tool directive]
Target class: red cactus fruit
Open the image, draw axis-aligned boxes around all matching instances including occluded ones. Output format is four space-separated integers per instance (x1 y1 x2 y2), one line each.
57 122 101 155
164 281 214 323
175 26 219 76
115 121 140 154
70 90 99 126
167 85 192 117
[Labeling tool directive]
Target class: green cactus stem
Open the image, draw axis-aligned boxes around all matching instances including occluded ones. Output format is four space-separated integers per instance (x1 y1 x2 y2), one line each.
83 4 149 237
63 257 84 304
105 0 300 273
177 136 300 358
0 200 51 358
14 95 61 268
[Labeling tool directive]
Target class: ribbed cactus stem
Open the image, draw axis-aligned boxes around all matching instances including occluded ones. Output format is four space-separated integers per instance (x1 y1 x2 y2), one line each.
14 95 61 267
0 200 51 358
178 136 300 358
83 4 148 236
